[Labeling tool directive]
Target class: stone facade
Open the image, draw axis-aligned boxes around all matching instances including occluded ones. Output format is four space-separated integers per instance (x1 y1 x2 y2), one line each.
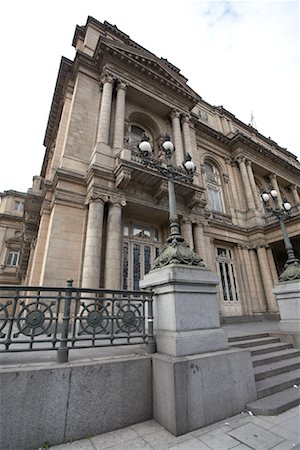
1 17 300 319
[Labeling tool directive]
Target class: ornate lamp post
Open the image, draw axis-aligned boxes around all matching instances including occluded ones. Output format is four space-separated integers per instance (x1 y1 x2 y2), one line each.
261 189 300 281
138 134 204 268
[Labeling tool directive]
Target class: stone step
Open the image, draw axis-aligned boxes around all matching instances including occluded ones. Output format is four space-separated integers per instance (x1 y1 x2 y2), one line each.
248 342 294 356
229 336 281 348
246 387 300 415
256 369 300 398
228 333 270 343
252 348 300 367
254 356 300 381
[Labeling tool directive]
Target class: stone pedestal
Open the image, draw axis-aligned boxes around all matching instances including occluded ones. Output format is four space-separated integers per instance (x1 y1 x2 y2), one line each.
140 264 257 435
140 265 228 356
273 280 300 348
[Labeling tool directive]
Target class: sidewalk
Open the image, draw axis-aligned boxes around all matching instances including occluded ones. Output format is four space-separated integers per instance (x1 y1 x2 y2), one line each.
51 405 300 449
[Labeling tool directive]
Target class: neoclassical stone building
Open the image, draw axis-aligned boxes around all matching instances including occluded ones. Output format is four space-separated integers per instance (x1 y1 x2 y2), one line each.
1 16 300 319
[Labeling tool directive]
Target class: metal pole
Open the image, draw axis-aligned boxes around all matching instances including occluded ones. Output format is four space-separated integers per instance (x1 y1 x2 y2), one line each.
168 178 181 238
57 279 73 363
279 219 297 262
146 292 156 354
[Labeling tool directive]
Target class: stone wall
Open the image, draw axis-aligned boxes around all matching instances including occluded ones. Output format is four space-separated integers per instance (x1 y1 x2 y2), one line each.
0 356 152 450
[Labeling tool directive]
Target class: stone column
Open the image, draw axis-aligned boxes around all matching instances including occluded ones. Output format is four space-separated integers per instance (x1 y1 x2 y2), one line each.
180 218 194 250
246 160 261 210
269 173 283 207
256 244 278 313
267 247 279 284
225 158 239 212
97 72 114 144
193 223 206 263
82 194 107 288
236 156 256 210
113 80 127 151
170 109 184 166
249 249 267 312
290 185 300 204
242 246 261 314
104 198 126 290
181 113 192 156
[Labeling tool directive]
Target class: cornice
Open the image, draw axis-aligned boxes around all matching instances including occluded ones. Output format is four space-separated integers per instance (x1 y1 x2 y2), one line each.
230 132 300 176
94 40 200 109
43 57 74 149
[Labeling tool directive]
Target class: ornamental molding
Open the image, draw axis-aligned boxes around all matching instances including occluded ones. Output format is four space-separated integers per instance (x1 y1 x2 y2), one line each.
100 70 115 85
85 191 109 205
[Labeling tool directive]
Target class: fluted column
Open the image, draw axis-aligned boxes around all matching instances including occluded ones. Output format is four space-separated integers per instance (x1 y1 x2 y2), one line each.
170 109 184 166
113 80 127 151
256 245 278 313
82 194 107 288
236 156 256 210
181 113 192 156
269 173 283 207
181 219 194 250
290 185 300 204
246 160 261 210
104 198 126 290
97 72 114 144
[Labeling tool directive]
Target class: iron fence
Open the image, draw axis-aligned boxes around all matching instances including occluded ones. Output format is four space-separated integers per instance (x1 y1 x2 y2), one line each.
0 280 156 362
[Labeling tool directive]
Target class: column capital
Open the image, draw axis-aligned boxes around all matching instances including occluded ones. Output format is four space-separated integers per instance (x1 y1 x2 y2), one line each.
253 241 269 250
170 109 181 120
268 172 277 180
100 71 115 85
116 80 128 91
236 155 246 164
85 190 109 205
108 195 126 207
245 159 252 167
181 113 191 124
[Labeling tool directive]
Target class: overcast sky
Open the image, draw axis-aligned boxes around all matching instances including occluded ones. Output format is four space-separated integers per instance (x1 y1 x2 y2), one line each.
1 0 299 194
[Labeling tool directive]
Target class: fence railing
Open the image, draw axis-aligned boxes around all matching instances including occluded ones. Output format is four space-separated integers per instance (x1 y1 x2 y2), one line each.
0 280 156 362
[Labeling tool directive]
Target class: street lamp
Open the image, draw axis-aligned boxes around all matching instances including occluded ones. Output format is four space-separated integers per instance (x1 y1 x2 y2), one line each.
138 133 204 268
261 189 300 281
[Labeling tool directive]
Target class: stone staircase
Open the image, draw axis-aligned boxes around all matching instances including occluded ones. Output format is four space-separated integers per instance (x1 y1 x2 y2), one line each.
228 332 300 415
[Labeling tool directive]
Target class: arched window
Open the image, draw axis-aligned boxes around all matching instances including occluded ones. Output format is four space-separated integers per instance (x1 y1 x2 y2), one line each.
204 161 224 212
125 123 153 149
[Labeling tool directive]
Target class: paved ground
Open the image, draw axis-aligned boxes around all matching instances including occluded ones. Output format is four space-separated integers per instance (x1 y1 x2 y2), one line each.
51 406 300 450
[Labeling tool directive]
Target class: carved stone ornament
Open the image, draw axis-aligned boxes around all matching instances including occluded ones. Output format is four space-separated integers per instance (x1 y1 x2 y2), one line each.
100 71 115 85
152 235 205 269
116 80 128 91
108 195 127 207
85 191 109 205
170 109 181 120
115 167 132 189
279 260 300 282
181 113 191 124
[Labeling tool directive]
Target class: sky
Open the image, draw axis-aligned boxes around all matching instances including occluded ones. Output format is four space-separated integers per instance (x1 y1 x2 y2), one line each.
0 0 299 193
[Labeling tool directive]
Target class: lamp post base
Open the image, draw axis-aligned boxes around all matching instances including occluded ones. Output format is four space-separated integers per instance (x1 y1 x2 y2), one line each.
279 259 300 282
153 236 205 269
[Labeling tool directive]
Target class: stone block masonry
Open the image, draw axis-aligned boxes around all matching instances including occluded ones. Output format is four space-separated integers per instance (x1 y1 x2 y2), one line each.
0 356 152 450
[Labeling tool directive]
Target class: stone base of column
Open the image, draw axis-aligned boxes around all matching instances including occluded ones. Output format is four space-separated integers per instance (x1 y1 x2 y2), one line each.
273 280 300 348
153 349 257 436
90 143 116 171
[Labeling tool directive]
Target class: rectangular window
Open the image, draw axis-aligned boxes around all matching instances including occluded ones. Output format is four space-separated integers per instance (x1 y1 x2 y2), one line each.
7 250 20 266
208 187 223 212
14 201 23 212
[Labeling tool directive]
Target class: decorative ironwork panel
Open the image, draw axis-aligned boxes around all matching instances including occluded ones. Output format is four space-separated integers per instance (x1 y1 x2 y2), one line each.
0 283 155 360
